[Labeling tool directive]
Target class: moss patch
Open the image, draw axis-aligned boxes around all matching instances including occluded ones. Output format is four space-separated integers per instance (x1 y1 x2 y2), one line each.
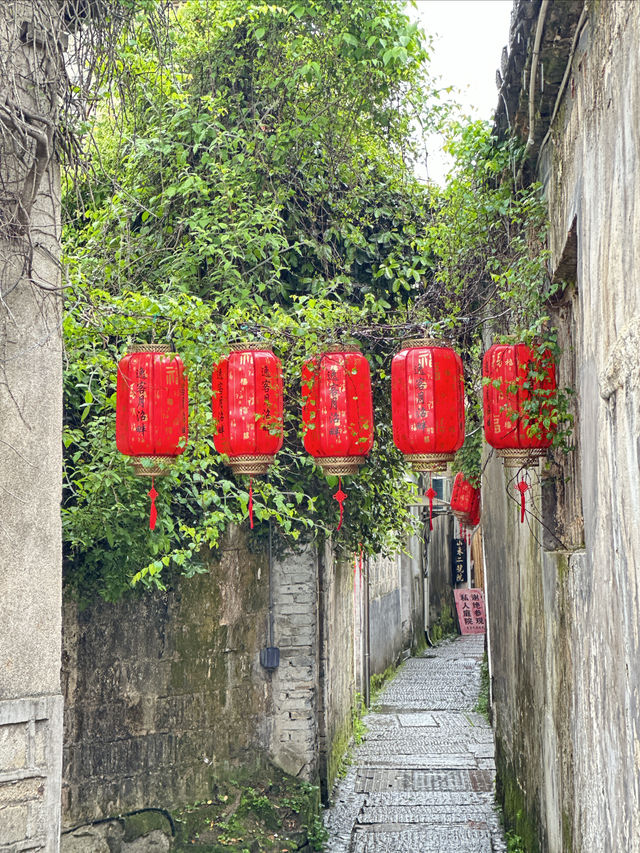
475 652 490 721
122 810 173 842
370 662 400 702
171 765 325 852
496 753 540 853
326 711 355 796
431 600 457 642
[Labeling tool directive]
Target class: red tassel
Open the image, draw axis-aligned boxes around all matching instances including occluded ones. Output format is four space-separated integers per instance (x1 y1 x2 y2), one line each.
517 479 529 523
334 476 346 531
249 476 254 529
148 477 158 531
426 486 436 531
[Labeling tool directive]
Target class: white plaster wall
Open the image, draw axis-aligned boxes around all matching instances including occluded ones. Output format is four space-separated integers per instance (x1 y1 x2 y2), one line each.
0 3 64 850
487 2 640 850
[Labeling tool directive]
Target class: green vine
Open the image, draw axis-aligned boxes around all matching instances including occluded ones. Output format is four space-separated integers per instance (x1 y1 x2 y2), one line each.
62 2 572 602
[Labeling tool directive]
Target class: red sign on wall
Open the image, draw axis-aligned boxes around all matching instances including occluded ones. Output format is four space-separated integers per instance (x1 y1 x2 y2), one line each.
454 589 486 634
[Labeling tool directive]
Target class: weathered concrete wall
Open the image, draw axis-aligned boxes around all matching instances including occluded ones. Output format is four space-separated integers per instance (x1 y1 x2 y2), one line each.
0 4 64 850
317 543 357 800
427 494 456 640
62 528 425 824
368 553 402 674
487 2 640 850
62 532 272 827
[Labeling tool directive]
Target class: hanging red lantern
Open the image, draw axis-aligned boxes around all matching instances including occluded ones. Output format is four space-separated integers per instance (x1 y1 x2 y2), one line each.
212 343 283 527
450 472 481 527
301 347 374 529
391 339 465 473
116 345 189 530
482 343 556 464
392 339 465 530
483 343 557 522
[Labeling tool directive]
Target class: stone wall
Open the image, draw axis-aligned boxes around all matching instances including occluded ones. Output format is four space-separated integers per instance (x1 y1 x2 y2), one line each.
62 527 426 826
486 2 640 850
62 530 272 827
0 4 64 851
426 481 457 641
368 553 402 674
317 543 358 800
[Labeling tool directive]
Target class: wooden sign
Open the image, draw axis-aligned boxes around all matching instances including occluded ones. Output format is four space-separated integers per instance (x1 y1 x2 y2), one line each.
451 537 467 585
454 589 486 634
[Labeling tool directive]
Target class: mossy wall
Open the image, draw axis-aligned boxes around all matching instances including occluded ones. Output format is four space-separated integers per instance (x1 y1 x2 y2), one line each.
62 526 273 827
485 2 640 850
428 512 456 641
317 542 358 801
62 531 426 826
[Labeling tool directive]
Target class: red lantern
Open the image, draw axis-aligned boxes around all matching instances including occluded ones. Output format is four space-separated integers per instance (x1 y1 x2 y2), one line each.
301 347 373 529
450 472 481 526
391 339 465 472
212 343 283 526
482 343 556 466
116 345 188 529
483 343 556 522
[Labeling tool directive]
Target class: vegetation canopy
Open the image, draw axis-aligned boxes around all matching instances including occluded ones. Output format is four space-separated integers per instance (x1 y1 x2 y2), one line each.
62 0 571 602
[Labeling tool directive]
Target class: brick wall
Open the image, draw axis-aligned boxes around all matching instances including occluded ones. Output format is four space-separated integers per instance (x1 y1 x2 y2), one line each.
268 545 320 780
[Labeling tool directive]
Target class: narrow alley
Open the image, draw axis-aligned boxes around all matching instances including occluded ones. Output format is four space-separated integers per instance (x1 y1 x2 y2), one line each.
324 635 506 852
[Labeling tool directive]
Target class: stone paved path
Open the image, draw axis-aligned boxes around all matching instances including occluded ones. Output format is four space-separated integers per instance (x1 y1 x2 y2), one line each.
324 635 507 852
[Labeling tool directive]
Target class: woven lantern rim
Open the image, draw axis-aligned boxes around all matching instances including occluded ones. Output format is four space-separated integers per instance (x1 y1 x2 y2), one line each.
229 341 275 352
317 455 365 476
128 343 172 354
400 337 444 350
323 343 362 354
497 447 548 468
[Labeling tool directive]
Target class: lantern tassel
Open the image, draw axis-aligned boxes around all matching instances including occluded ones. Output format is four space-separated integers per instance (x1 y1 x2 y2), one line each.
334 477 347 531
249 476 254 529
426 486 437 531
148 477 158 531
517 479 529 523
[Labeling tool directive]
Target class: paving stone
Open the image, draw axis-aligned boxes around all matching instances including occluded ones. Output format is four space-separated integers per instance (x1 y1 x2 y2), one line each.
323 635 506 853
396 712 438 726
354 767 495 793
362 791 495 807
357 753 480 768
351 825 493 853
358 804 491 824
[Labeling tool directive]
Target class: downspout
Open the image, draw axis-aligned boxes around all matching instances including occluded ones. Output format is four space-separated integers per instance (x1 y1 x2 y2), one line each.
517 0 549 181
536 4 589 174
363 554 371 708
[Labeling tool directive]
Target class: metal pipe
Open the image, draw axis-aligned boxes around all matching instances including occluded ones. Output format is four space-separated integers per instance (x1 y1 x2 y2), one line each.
268 519 274 646
363 553 371 708
421 507 434 647
516 0 550 184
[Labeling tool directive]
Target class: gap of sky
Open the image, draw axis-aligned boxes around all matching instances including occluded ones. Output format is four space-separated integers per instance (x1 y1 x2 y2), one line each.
406 0 513 183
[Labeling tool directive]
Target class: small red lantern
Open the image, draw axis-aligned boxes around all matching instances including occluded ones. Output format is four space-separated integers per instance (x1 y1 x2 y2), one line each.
212 343 283 526
391 339 465 473
450 472 481 527
116 345 188 529
301 347 373 528
483 343 557 522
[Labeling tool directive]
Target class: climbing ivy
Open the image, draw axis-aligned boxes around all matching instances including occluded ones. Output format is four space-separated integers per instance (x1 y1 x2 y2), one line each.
63 2 571 602
63 0 442 602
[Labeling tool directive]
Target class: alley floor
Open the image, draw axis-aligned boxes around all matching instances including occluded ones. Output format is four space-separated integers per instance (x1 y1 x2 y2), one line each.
323 634 507 852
